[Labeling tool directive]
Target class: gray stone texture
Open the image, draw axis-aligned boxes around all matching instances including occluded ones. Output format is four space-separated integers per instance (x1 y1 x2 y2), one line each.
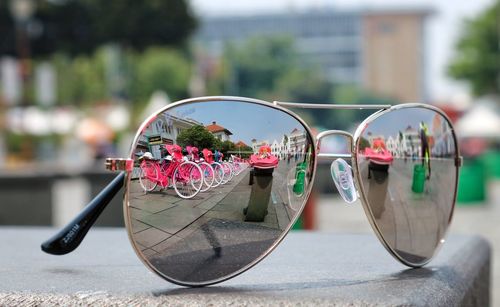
0 227 490 306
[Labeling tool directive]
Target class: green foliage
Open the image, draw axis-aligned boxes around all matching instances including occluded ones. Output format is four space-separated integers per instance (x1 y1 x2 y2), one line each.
51 51 106 107
5 132 61 155
0 0 197 57
233 144 253 158
130 47 191 111
5 133 25 154
222 36 299 97
203 54 229 96
273 69 332 102
358 137 370 151
268 68 334 125
448 0 500 96
330 84 396 130
84 0 197 52
48 46 191 110
220 140 235 157
176 125 218 149
218 36 398 129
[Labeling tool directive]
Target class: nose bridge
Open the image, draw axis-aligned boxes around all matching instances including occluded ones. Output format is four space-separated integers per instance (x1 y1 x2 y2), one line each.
316 130 359 204
316 130 354 159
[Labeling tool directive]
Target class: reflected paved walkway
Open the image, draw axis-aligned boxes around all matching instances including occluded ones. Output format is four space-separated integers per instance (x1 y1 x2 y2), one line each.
128 166 292 257
357 159 455 260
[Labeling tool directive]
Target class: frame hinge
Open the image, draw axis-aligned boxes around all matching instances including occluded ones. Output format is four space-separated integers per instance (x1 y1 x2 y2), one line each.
455 156 463 168
105 158 134 172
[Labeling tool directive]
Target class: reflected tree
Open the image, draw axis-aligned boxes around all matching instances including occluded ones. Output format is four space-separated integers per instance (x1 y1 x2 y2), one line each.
176 125 218 149
220 140 235 157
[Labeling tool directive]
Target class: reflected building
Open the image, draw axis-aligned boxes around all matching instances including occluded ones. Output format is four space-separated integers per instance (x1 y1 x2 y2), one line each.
368 129 421 159
385 136 400 157
206 121 233 141
135 114 201 159
289 128 307 157
366 122 447 160
271 136 289 159
401 127 422 158
431 114 454 157
252 128 307 159
251 139 270 154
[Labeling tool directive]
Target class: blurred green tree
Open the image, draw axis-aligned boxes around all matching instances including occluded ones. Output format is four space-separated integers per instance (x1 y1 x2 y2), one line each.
219 36 342 127
327 84 395 130
0 0 197 57
130 47 191 112
222 36 299 97
448 0 500 96
51 51 106 107
84 0 196 53
49 46 191 113
267 68 333 125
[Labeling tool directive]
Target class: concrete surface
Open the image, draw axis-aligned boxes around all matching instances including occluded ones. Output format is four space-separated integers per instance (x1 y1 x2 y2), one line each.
317 180 500 306
0 170 123 227
0 228 490 306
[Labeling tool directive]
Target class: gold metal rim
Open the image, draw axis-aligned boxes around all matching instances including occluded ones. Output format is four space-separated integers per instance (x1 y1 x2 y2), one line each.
120 98 460 285
122 95 318 287
351 103 461 268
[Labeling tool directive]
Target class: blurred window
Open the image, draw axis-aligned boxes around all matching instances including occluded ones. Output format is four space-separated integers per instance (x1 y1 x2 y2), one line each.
378 22 396 34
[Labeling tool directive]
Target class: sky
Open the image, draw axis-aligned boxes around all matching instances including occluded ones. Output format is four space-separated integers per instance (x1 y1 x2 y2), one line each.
361 107 442 138
168 100 307 145
189 0 495 105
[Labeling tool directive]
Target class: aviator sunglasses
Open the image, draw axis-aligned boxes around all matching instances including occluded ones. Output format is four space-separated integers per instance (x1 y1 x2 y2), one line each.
41 96 462 287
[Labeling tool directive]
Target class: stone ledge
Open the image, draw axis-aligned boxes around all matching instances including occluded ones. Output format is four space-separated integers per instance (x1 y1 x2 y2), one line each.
0 228 490 306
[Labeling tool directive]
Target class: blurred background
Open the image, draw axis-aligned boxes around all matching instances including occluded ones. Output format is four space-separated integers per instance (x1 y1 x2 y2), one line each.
0 0 499 303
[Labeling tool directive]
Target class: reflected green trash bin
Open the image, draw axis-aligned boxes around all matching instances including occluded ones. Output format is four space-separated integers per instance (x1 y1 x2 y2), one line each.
293 162 306 195
411 164 426 193
457 159 486 204
292 215 303 230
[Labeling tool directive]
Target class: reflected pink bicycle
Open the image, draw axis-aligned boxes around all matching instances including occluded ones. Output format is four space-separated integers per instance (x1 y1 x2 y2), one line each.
138 145 203 199
202 148 224 187
186 146 216 192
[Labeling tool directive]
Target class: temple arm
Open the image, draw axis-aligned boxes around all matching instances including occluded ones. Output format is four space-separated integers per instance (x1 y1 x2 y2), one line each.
41 172 125 255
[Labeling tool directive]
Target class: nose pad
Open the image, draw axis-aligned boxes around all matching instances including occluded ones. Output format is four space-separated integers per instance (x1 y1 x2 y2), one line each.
330 158 358 204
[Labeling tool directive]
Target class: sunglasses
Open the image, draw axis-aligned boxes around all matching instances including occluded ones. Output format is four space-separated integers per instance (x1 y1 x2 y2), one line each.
41 96 462 287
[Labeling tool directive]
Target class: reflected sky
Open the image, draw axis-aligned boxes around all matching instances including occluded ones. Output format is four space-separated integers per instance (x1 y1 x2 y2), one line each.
168 101 302 144
362 108 444 136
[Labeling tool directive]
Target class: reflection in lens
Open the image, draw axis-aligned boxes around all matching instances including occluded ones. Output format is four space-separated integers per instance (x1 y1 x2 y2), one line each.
355 107 458 265
127 99 315 284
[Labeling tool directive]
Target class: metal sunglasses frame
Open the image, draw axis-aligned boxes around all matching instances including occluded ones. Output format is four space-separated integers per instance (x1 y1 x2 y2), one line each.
41 96 462 287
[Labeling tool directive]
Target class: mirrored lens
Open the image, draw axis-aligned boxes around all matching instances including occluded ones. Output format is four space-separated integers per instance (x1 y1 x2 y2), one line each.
355 106 458 265
127 99 315 284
